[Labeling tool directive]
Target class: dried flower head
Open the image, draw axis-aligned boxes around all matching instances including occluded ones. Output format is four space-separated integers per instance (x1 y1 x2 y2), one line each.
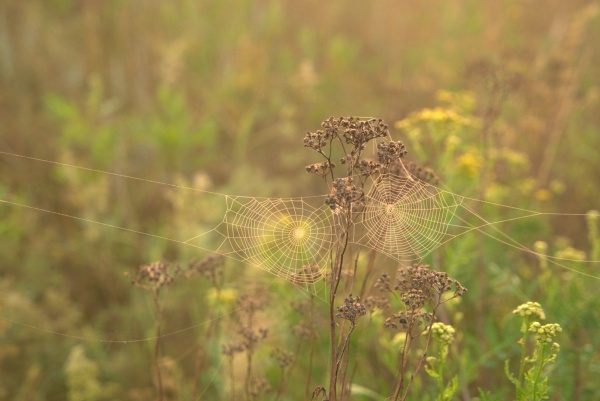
325 177 364 212
222 342 244 357
375 272 392 292
271 347 295 369
385 310 431 330
290 264 323 285
394 264 467 302
357 159 382 177
363 295 390 313
336 295 366 324
377 140 408 165
249 377 271 399
341 117 389 150
402 161 440 184
126 261 182 291
306 161 336 177
238 326 269 351
236 292 267 317
187 253 225 284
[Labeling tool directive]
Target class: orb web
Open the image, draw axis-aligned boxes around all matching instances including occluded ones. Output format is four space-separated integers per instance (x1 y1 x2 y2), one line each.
354 173 462 261
220 197 334 283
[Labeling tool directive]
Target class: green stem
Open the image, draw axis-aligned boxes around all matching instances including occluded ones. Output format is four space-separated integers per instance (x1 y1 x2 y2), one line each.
438 346 446 400
517 320 530 400
531 345 547 401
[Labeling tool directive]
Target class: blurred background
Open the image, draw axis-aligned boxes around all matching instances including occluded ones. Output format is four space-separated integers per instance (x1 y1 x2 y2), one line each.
0 1 599 400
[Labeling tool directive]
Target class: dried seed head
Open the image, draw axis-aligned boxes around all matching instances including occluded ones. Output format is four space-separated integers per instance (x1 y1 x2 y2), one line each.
377 140 408 164
336 294 366 324
127 261 182 291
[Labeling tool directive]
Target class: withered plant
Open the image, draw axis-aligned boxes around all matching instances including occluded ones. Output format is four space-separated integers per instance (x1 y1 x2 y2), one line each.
126 261 182 401
377 264 466 400
304 117 467 401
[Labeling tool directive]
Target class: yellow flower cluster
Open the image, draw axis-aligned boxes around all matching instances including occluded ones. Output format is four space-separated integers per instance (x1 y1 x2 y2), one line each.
554 246 587 261
395 107 474 129
456 152 483 177
529 322 562 344
512 301 546 320
430 322 456 346
435 90 476 112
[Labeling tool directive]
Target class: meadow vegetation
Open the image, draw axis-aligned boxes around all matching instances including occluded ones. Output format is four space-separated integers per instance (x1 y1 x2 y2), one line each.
1 1 600 400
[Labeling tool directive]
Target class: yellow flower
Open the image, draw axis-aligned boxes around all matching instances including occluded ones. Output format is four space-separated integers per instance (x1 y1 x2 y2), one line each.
206 287 237 307
456 152 483 177
534 188 552 202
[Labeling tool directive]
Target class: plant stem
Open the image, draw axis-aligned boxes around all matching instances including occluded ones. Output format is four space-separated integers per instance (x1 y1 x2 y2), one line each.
153 290 164 401
392 332 411 401
531 345 547 401
329 216 351 401
517 321 530 400
304 294 315 401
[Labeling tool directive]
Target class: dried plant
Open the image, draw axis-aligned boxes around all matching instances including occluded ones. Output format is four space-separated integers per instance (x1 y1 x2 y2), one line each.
377 264 466 401
126 261 182 401
304 116 444 400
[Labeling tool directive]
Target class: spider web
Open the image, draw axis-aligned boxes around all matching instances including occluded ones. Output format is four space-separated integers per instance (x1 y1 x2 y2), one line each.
208 196 335 284
353 173 462 261
3 150 599 286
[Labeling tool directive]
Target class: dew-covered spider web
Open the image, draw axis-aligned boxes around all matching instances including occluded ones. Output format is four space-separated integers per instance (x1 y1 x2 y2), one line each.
1 149 600 286
352 173 462 262
197 196 335 284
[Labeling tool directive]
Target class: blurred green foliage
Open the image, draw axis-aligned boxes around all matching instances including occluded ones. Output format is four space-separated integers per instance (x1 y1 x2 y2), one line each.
1 0 600 400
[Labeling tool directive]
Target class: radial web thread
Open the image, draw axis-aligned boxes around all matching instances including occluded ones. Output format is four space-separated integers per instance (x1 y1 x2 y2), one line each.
216 196 335 284
353 173 463 262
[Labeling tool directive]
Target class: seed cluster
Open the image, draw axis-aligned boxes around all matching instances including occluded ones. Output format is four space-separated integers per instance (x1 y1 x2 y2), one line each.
271 347 295 369
127 261 182 291
290 264 323 285
341 117 389 150
403 161 440 184
305 161 336 177
385 310 431 330
187 253 225 284
363 295 390 313
377 264 466 332
325 177 364 212
377 140 408 165
395 264 467 302
336 295 366 324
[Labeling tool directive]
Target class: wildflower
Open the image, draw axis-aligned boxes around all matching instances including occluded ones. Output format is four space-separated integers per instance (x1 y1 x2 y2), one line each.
512 301 546 320
529 322 562 344
430 322 456 346
456 152 483 178
533 241 548 254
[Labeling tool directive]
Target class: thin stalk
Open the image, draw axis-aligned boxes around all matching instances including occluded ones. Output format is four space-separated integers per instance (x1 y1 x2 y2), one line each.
304 294 315 401
517 321 530 400
153 290 164 401
329 215 352 400
531 345 547 401
192 286 221 399
400 312 437 401
392 332 412 401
